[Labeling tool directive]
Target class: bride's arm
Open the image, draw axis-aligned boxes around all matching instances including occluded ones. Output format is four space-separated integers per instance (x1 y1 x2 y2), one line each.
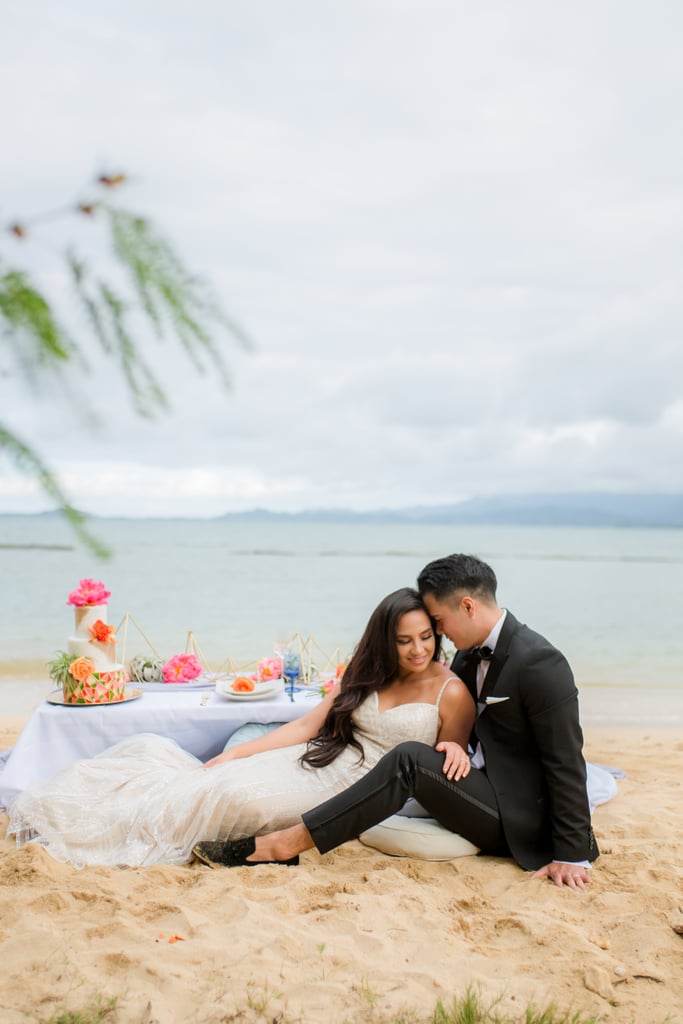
436 678 476 747
203 684 340 768
433 679 476 780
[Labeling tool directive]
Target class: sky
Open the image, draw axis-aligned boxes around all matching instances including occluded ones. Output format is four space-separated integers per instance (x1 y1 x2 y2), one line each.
1 0 682 517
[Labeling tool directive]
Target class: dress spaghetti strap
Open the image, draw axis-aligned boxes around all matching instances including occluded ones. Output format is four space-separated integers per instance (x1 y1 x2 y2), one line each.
435 676 456 710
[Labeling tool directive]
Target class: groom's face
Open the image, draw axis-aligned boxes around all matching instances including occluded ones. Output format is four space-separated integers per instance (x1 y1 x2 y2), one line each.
422 593 478 649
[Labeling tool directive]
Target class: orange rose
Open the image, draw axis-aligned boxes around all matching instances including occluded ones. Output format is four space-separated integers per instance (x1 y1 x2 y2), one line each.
335 662 346 680
68 657 96 681
231 676 256 693
88 620 117 643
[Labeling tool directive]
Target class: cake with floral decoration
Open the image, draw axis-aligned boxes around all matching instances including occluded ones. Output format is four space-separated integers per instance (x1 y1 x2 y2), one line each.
48 579 128 704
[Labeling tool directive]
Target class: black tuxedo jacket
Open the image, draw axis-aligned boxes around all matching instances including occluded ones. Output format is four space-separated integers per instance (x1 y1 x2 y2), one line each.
453 611 598 870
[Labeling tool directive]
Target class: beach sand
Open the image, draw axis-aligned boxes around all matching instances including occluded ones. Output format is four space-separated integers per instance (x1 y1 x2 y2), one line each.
1 719 682 1024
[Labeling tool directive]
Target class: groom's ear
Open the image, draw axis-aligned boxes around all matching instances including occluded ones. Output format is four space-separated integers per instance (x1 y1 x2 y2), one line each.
461 596 476 616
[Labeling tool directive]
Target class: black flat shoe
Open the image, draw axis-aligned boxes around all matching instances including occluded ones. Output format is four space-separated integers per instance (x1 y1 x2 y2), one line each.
192 837 299 868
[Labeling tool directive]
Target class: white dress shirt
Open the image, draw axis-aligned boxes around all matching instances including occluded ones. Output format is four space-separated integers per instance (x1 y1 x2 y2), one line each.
470 610 506 769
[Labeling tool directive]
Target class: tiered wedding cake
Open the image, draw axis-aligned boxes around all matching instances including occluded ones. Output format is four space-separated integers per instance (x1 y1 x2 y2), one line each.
50 579 128 704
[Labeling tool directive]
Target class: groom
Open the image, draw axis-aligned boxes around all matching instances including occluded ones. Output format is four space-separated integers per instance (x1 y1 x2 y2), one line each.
195 554 599 889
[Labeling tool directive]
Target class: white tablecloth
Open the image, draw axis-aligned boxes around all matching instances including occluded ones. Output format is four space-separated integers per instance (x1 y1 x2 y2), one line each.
0 684 314 809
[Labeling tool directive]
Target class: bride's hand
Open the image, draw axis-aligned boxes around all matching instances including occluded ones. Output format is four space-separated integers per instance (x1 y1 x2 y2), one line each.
203 749 238 769
435 741 471 781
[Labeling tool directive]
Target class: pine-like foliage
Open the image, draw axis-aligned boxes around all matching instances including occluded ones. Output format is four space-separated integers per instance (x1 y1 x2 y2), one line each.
0 177 250 555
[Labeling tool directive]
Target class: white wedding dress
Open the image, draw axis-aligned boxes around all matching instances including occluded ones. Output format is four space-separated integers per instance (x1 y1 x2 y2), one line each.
7 685 451 868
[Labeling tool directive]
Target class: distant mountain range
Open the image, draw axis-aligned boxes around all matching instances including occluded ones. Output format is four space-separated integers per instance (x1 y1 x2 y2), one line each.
5 492 683 527
216 493 683 528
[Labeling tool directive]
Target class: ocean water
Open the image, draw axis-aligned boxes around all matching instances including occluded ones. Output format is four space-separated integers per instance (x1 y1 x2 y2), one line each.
1 515 682 722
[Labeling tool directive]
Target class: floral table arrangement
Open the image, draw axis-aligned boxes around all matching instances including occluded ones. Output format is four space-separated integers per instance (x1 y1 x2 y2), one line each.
162 653 203 683
256 657 283 683
316 661 346 697
128 653 203 684
128 655 165 683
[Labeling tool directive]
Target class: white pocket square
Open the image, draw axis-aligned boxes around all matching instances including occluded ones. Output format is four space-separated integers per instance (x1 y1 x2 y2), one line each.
485 696 510 704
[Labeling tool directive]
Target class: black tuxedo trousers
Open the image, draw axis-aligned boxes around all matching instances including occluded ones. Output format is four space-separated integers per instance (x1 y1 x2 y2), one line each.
302 740 510 856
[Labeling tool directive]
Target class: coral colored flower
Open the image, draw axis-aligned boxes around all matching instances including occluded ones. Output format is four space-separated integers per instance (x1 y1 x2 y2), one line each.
257 657 283 682
334 662 346 680
231 676 256 693
68 657 96 681
67 578 111 607
88 619 117 643
319 678 335 697
162 653 202 683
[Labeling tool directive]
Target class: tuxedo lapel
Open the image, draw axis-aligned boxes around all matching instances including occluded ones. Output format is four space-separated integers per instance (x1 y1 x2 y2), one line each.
452 650 477 703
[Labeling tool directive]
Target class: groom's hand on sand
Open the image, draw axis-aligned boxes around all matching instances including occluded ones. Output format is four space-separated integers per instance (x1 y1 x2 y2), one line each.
531 862 591 891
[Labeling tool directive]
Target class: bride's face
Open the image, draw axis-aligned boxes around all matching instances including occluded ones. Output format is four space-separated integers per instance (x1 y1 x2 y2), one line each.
394 609 436 675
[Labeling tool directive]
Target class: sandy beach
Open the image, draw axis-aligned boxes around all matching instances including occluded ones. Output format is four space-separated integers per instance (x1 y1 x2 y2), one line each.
0 717 681 1024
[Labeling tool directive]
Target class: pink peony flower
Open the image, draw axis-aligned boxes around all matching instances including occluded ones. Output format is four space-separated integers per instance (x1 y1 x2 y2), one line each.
67 578 111 607
257 657 283 682
319 678 335 697
162 653 202 683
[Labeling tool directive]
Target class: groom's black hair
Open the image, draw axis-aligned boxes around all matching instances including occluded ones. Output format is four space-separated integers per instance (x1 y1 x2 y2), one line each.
417 554 497 604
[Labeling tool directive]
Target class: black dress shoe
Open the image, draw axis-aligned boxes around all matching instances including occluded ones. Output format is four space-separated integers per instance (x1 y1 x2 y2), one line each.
192 837 299 868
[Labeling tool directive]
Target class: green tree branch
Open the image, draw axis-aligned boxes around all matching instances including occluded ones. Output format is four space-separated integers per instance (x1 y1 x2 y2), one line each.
1 174 250 554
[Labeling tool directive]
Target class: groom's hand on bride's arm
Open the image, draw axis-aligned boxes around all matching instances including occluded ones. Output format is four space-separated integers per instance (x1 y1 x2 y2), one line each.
531 862 591 891
435 741 471 781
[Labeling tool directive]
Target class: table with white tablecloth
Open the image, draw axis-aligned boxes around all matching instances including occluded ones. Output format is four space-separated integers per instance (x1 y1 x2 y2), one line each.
0 684 314 809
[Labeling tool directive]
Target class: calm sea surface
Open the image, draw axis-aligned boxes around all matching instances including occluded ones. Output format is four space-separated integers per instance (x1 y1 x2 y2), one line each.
1 515 681 722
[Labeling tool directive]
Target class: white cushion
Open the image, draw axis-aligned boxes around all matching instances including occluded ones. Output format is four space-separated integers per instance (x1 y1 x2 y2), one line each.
359 814 480 861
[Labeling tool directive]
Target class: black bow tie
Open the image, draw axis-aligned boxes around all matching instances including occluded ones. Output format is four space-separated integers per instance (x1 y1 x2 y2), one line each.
465 645 494 664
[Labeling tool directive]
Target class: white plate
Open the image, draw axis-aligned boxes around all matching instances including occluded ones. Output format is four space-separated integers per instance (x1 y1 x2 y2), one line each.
217 679 284 701
219 689 283 702
215 676 282 695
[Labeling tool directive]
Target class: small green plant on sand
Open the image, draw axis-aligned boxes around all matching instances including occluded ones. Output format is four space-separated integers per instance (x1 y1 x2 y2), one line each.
39 996 117 1024
31 987 617 1024
245 981 283 1014
314 941 328 982
355 976 378 1009
430 988 601 1024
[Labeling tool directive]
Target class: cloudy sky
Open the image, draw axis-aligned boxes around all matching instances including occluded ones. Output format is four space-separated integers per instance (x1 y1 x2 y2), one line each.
1 1 682 516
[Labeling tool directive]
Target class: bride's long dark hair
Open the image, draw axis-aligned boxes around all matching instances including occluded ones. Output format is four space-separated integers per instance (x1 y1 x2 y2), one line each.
299 587 441 770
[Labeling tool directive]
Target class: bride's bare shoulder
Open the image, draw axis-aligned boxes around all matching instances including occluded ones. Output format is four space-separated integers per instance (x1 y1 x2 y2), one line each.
439 673 472 704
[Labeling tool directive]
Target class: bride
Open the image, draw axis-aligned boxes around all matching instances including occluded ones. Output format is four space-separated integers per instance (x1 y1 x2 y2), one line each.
7 588 475 868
